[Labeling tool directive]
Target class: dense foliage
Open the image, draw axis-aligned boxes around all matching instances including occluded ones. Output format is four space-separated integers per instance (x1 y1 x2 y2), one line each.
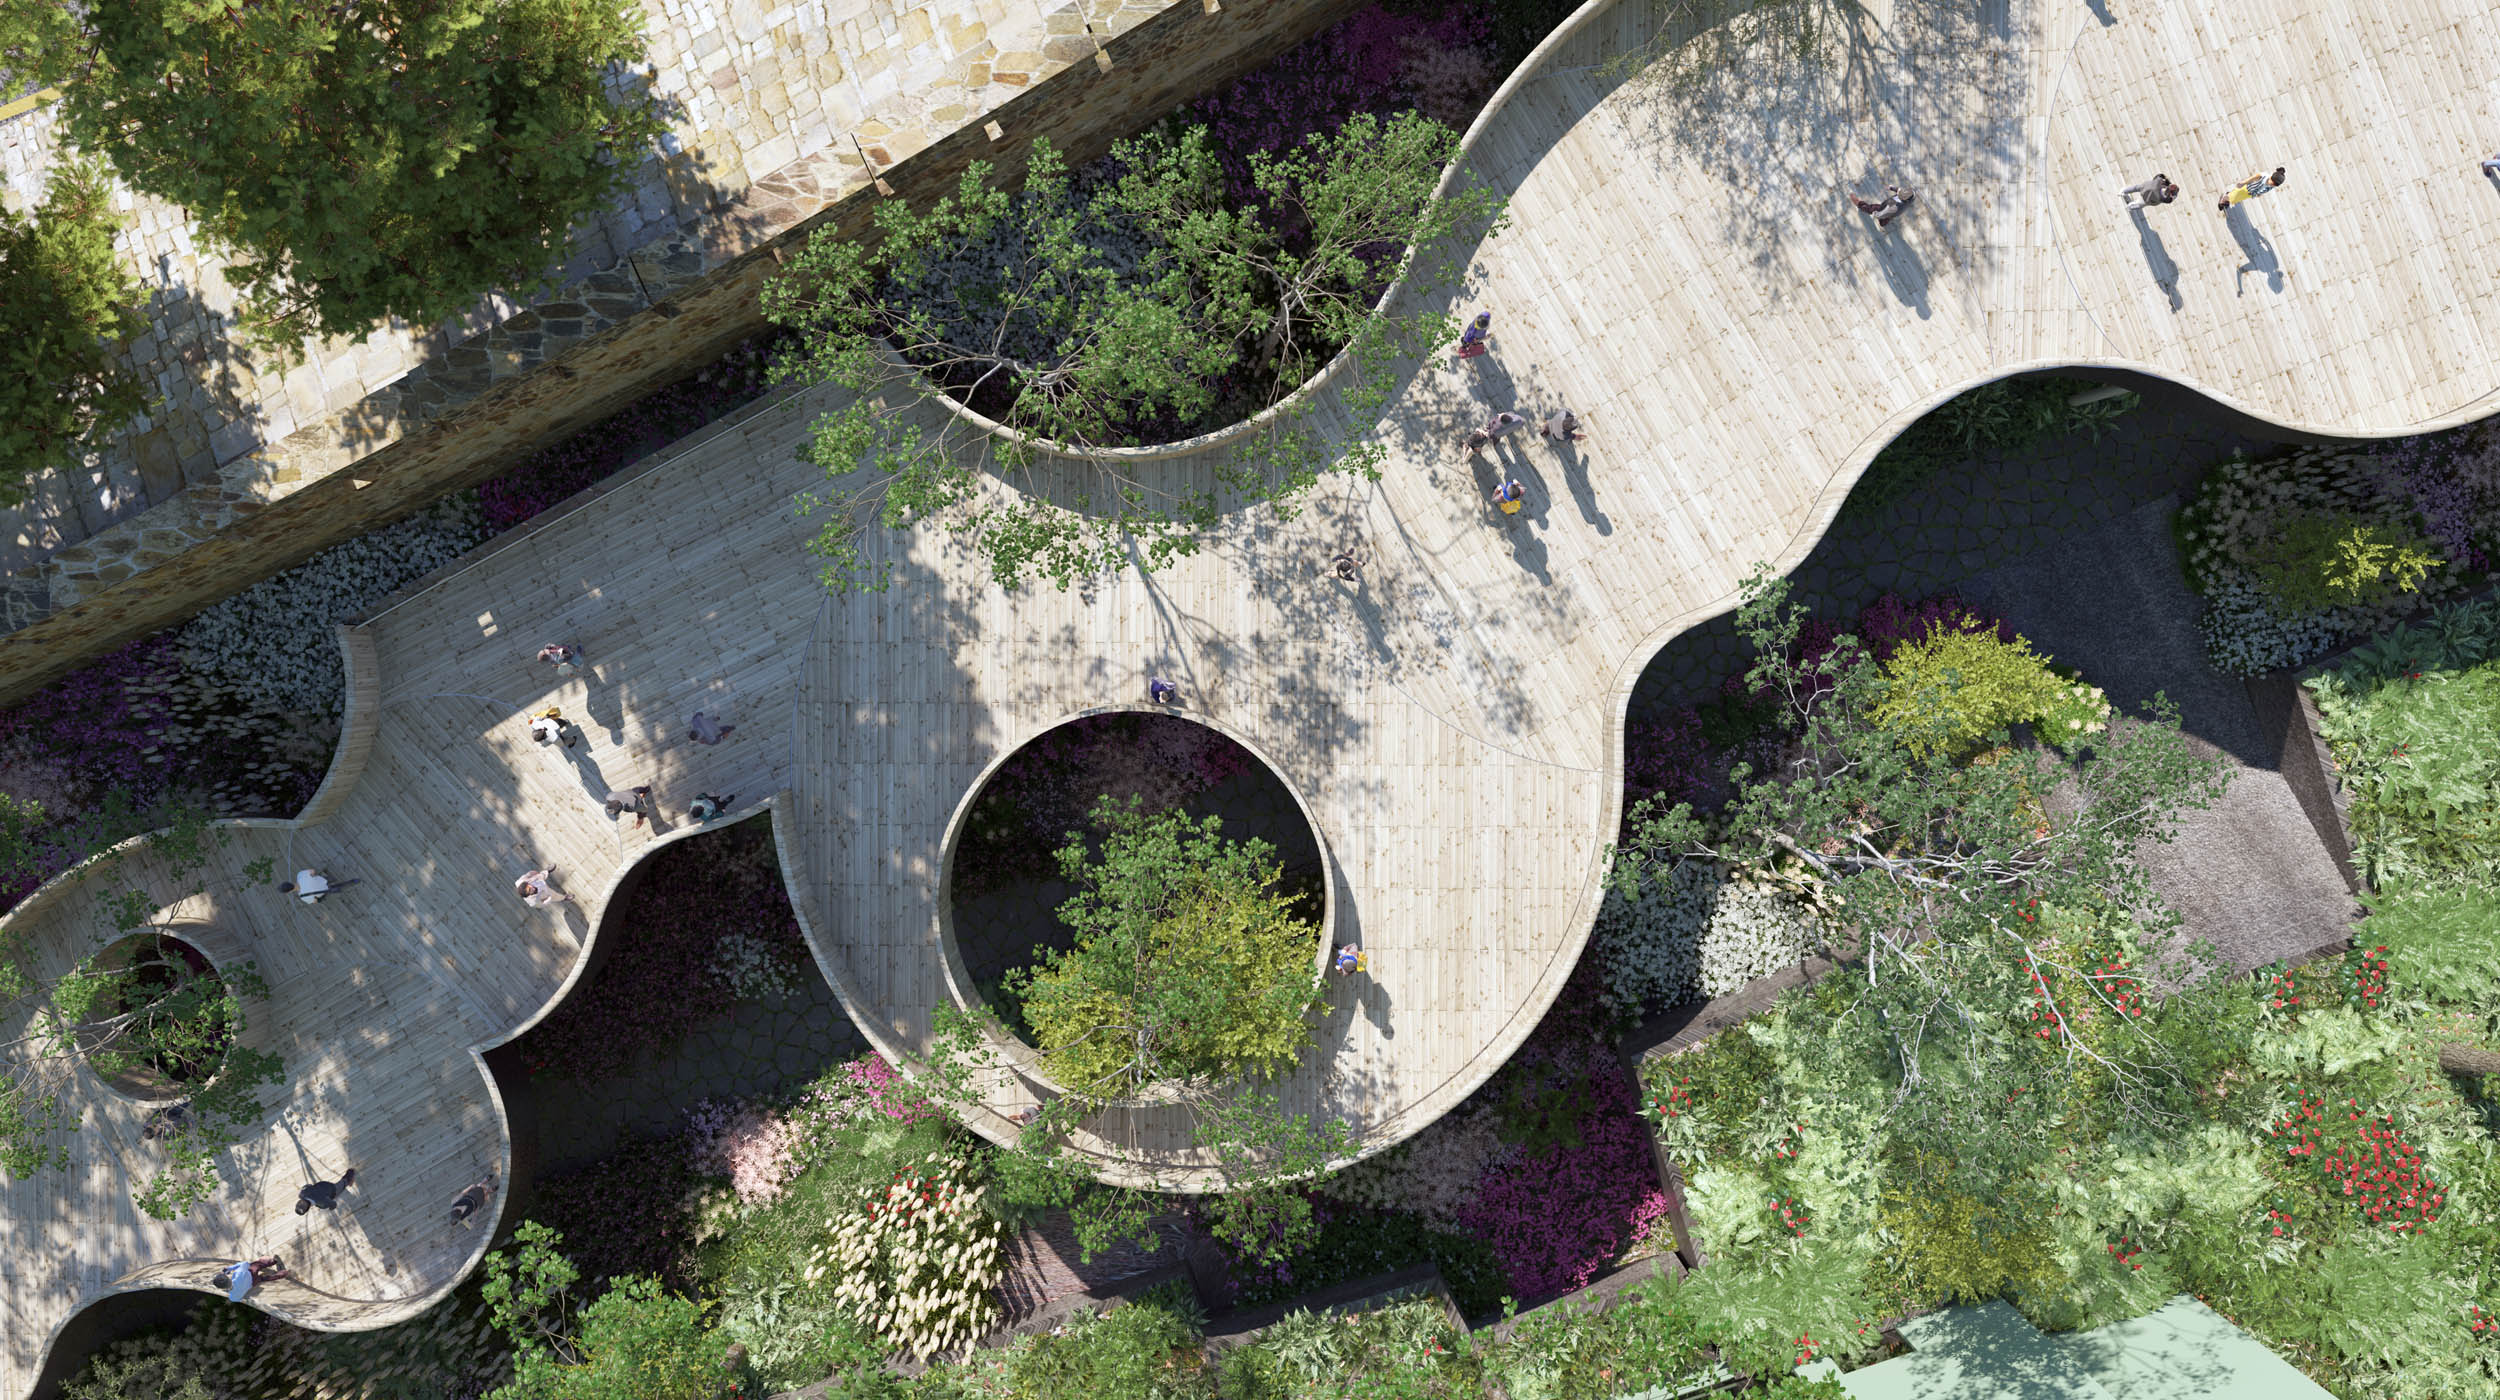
0 155 151 505
2305 597 2500 888
763 110 1502 593
1012 798 1324 1097
2181 435 2495 676
4 0 667 349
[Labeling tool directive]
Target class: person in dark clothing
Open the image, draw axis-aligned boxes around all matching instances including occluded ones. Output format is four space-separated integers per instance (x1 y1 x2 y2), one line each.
450 1176 495 1227
296 1169 357 1215
604 785 655 827
688 792 737 823
141 1103 193 1142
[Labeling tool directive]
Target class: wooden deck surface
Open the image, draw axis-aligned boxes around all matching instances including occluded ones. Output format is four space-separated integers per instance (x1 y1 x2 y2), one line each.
8 0 2500 1389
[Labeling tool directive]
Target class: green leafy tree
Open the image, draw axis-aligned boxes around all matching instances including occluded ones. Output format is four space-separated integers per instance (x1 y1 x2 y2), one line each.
763 112 1505 593
485 1223 735 1400
1614 568 2233 1203
0 805 283 1219
1011 796 1325 1097
4 0 667 351
0 155 152 506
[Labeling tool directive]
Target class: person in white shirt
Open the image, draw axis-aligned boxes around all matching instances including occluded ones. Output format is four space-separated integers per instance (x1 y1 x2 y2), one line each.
279 869 356 904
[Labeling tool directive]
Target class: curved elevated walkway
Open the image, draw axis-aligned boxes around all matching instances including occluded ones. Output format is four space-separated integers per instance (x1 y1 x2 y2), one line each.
8 0 2500 1389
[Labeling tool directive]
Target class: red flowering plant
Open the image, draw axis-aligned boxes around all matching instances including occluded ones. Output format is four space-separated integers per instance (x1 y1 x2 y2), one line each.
2257 945 2395 1027
2264 1087 2446 1236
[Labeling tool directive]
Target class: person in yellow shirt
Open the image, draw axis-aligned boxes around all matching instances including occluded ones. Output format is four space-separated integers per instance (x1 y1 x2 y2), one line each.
2219 167 2284 211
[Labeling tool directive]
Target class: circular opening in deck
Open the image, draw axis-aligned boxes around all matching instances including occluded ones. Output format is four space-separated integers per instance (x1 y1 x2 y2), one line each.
942 711 1334 1098
69 932 237 1102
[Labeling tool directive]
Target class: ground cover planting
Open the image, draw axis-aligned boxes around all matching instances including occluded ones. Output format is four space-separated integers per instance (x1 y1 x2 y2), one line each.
2179 425 2500 677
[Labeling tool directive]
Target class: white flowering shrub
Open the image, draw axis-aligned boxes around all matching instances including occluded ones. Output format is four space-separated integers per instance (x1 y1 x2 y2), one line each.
171 493 486 716
2177 448 2469 677
708 928 801 1002
1590 862 1714 1012
2037 682 2112 752
1593 860 1833 1011
1696 879 1825 999
2194 565 2368 678
808 1150 1005 1361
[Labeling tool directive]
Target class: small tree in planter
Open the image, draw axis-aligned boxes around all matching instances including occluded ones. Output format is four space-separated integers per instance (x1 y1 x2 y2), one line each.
762 112 1505 594
0 807 284 1219
1011 797 1325 1097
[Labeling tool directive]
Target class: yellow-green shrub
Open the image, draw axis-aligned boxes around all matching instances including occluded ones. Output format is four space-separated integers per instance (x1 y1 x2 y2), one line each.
2248 511 2442 614
1870 622 2067 758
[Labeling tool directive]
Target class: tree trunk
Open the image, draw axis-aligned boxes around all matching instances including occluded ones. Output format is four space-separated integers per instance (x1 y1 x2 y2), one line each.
2438 1042 2500 1076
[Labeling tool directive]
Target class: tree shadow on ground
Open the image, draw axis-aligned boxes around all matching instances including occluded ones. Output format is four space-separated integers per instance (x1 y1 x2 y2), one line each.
1604 0 2028 299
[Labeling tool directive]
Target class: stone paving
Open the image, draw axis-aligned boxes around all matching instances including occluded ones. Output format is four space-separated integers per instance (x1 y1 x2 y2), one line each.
0 0 1170 578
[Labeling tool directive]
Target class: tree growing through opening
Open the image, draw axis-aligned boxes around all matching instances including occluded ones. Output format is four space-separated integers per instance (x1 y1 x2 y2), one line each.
0 803 284 1220
1 0 668 353
0 155 152 506
762 111 1506 594
1010 797 1325 1097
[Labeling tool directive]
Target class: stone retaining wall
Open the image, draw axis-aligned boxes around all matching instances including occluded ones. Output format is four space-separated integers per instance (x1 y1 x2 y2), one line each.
0 0 1369 708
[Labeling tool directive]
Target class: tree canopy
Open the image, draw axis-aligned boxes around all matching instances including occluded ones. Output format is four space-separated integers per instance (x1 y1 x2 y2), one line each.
1010 796 1325 1098
762 111 1505 593
0 156 151 506
0 804 283 1220
1616 569 2234 1200
2 0 667 351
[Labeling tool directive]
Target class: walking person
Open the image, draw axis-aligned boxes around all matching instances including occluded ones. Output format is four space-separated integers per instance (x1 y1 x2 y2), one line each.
1847 183 1917 228
604 785 655 828
141 1103 193 1142
527 707 577 749
1332 943 1367 976
688 711 736 746
1492 479 1526 516
534 642 581 678
2120 172 2177 208
1540 408 1583 443
2219 167 2284 210
514 868 569 908
1331 548 1365 582
295 1169 357 1216
279 869 359 905
2480 150 2500 175
1454 311 1491 360
688 792 737 823
449 1175 495 1227
1147 677 1179 706
1466 411 1526 453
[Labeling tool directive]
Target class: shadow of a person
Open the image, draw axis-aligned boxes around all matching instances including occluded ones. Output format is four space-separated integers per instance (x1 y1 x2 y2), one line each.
2225 205 2283 294
1548 434 1612 533
1872 230 1933 319
2130 208 2183 310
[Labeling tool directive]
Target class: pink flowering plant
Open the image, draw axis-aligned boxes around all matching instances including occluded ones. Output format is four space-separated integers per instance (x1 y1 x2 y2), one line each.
685 1097 804 1208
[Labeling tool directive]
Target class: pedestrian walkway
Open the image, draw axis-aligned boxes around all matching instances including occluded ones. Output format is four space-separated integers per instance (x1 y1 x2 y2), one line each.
3 0 2499 1393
